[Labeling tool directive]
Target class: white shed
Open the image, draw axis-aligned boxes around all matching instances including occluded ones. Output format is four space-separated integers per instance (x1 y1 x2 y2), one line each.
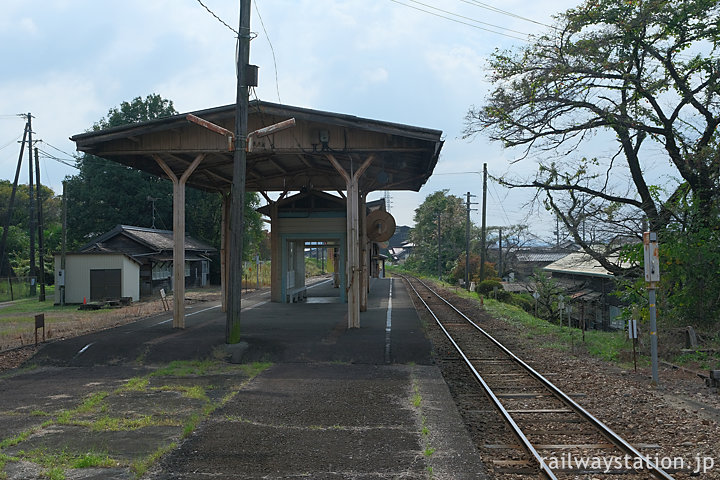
54 253 141 304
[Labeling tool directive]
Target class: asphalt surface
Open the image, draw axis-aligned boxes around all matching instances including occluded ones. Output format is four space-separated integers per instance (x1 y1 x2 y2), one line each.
0 277 487 479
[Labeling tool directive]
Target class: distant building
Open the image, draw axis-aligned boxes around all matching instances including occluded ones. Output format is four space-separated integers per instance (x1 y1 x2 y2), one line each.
544 251 627 330
54 225 216 304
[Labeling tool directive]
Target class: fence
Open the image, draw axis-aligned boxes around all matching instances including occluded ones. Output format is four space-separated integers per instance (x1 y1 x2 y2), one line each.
0 276 37 302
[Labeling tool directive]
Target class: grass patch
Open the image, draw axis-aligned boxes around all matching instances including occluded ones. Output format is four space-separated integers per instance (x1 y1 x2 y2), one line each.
150 360 220 377
118 377 149 392
21 449 116 471
675 350 720 370
130 442 177 478
71 452 117 468
75 391 109 414
151 384 209 402
39 467 65 480
483 299 629 364
0 429 32 449
90 415 180 432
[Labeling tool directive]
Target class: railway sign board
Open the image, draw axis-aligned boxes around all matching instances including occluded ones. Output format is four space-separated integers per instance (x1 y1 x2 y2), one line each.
643 231 660 283
628 319 638 339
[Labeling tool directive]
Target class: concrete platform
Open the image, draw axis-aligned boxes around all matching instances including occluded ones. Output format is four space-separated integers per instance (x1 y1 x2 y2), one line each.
0 277 487 479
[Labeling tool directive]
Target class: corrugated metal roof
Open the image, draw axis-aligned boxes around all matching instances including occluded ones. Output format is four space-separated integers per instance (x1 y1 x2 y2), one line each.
516 252 569 263
543 252 625 278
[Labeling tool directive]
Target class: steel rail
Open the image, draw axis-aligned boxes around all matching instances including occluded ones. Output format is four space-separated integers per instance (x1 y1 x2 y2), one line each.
402 275 557 479
404 275 675 480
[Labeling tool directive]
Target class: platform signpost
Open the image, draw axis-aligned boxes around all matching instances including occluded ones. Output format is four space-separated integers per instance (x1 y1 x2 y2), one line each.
643 231 660 384
628 318 638 372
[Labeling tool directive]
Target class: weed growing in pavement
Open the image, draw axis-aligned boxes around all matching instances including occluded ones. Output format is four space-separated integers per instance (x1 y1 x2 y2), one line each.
410 374 436 476
411 382 422 408
1 360 273 479
118 377 149 392
182 413 202 438
75 391 109 414
0 429 33 449
150 359 219 377
40 466 65 479
152 384 209 402
130 442 177 478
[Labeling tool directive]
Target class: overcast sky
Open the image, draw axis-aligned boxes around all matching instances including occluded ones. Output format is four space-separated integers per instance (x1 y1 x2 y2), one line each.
0 0 580 238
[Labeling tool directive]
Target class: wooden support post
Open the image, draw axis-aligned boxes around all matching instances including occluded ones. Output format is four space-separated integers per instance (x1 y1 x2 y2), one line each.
270 202 282 302
360 193 368 312
327 154 374 329
220 192 230 312
154 154 205 329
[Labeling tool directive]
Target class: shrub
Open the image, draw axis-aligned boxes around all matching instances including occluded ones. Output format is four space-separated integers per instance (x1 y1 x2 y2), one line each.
475 279 503 296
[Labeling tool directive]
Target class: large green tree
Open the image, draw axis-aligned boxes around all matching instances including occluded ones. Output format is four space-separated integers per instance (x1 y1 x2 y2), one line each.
464 0 720 326
406 190 467 278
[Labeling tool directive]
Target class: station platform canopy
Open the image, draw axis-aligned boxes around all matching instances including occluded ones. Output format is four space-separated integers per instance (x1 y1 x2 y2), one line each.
71 100 443 194
70 100 444 333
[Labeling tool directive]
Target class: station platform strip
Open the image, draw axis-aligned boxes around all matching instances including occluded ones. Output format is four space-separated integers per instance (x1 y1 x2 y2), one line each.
17 277 489 479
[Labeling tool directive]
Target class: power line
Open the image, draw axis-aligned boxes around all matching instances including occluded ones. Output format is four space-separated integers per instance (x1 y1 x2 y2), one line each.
386 0 530 41
253 1 282 104
195 0 239 36
0 134 22 152
406 0 530 36
489 180 513 226
36 148 79 170
461 0 555 29
38 140 76 159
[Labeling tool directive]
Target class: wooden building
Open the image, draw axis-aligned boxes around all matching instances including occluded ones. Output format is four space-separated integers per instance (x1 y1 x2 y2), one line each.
544 252 626 330
53 225 215 304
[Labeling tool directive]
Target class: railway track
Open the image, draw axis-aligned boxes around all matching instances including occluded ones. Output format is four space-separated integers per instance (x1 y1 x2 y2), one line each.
402 275 676 480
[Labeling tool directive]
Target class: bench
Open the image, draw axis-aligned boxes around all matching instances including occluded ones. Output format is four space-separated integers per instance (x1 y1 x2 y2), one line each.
286 286 307 303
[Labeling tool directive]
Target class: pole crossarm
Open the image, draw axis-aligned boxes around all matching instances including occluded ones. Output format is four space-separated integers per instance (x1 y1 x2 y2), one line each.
186 114 235 151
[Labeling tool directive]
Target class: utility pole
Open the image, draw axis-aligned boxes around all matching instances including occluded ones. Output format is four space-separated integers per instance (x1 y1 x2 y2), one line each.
498 227 503 279
644 232 660 385
465 192 477 290
34 146 46 301
0 122 28 278
227 0 252 344
437 212 441 281
60 180 67 306
27 114 36 297
479 163 488 281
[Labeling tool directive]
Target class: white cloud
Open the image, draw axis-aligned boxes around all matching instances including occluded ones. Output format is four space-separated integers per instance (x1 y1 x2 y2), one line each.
362 67 389 85
18 17 38 35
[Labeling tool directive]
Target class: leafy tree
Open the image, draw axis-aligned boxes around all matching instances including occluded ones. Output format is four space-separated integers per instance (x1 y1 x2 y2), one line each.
465 0 720 327
465 0 720 265
531 270 564 322
406 190 467 278
450 252 482 284
0 181 62 278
